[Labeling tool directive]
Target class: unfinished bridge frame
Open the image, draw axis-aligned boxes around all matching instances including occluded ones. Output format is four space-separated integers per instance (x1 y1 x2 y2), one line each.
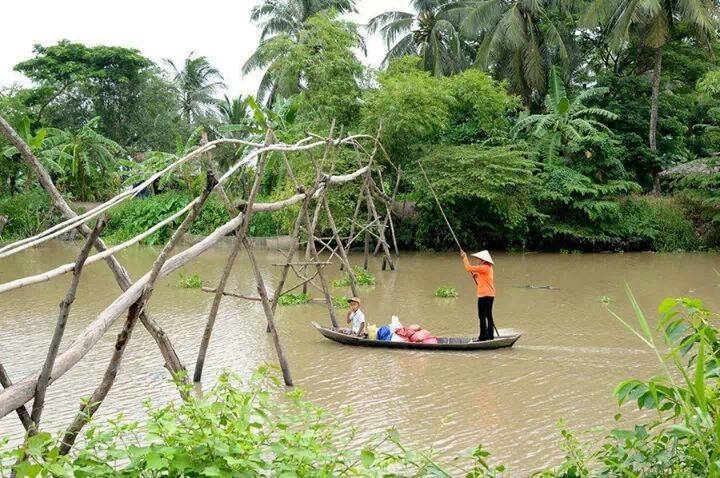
0 116 400 455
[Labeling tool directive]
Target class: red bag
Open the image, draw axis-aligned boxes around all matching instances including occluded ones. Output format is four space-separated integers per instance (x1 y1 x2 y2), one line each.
395 327 411 337
410 329 431 342
422 337 438 344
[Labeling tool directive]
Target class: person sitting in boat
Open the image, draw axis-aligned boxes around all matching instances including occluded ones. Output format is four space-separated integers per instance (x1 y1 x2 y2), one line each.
345 296 366 337
461 250 496 341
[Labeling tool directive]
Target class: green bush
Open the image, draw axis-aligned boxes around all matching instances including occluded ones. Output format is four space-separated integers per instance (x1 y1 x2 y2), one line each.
103 192 286 245
618 196 700 251
0 191 62 240
0 368 502 477
537 293 720 477
177 273 202 289
434 286 458 298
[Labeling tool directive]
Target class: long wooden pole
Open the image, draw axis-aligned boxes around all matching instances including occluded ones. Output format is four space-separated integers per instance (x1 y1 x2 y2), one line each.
59 173 215 455
192 131 268 392
31 218 106 432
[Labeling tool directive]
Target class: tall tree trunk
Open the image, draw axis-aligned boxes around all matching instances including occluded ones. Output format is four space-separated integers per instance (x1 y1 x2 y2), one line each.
649 47 663 193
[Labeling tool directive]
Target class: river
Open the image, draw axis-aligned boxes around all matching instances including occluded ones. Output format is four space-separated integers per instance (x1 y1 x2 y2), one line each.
1 242 718 474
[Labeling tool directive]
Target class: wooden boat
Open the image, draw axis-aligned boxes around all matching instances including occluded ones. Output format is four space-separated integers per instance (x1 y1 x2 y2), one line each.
311 322 522 350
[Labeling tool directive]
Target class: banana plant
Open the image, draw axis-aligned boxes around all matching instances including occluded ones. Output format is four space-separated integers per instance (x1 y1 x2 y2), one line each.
514 67 617 164
42 117 123 201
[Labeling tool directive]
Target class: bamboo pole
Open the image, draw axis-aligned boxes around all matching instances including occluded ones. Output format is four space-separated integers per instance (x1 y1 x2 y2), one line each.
373 171 402 256
31 218 106 432
201 288 262 301
0 115 189 388
0 362 32 431
59 173 215 455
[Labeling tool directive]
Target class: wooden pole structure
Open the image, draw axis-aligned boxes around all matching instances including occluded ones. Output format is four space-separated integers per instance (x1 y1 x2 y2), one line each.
309 127 358 296
192 133 248 393
362 136 395 271
60 173 215 455
31 218 106 432
0 115 188 387
0 165 371 421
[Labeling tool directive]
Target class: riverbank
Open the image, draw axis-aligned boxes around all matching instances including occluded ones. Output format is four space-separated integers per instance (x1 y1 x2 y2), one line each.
1 191 716 253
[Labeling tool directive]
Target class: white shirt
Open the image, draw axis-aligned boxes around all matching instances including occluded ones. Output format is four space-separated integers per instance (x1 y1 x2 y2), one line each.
349 309 366 334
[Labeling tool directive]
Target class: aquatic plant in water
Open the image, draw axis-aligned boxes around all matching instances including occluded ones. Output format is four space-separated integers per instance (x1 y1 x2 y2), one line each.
434 286 458 298
177 273 202 289
332 266 375 287
277 292 311 306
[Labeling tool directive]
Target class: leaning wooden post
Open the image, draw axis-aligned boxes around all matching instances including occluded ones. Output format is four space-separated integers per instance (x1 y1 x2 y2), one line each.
193 130 272 393
322 195 358 296
303 192 338 328
59 172 216 455
0 362 32 431
0 115 188 388
191 133 245 394
373 171 402 257
31 218 106 433
241 236 294 386
224 141 296 385
270 192 312 315
363 208 371 270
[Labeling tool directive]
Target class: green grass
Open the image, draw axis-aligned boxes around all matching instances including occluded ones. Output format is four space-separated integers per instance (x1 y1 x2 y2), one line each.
434 286 458 298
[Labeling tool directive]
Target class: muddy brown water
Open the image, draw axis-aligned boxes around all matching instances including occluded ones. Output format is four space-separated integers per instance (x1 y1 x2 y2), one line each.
1 242 719 474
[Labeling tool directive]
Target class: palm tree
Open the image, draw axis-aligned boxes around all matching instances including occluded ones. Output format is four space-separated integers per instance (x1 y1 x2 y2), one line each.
367 0 467 77
448 0 571 107
218 95 251 125
585 0 718 190
514 68 617 164
165 53 226 125
244 0 358 104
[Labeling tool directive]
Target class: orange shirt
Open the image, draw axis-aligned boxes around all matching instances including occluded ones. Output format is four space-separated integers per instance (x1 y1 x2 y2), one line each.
463 256 495 297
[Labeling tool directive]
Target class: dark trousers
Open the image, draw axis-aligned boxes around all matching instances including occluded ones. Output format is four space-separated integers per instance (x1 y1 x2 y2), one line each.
477 297 495 340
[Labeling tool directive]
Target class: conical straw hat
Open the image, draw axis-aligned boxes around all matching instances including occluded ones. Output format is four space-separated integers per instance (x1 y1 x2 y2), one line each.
471 250 494 264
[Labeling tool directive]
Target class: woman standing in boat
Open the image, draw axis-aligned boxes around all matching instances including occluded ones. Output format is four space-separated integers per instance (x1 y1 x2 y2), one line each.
461 250 496 341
